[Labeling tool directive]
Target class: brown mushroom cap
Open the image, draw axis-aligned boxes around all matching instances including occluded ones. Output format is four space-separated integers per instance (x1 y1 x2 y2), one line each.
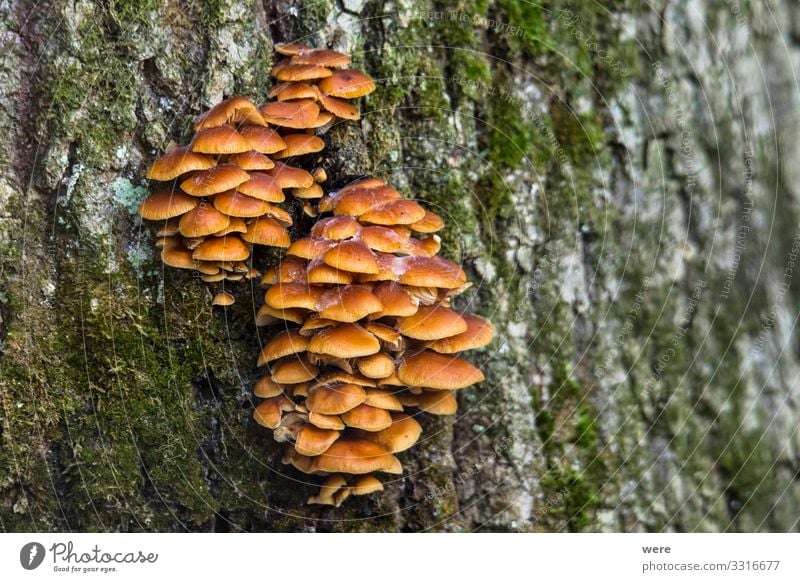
138 189 199 220
214 216 248 236
362 386 403 409
306 111 335 129
316 285 383 322
288 237 337 260
338 177 387 194
308 323 380 358
272 62 333 82
317 370 377 387
239 125 287 154
311 215 362 240
161 245 196 269
306 262 353 285
261 99 321 128
359 225 411 253
318 69 376 98
156 219 180 236
295 425 341 456
146 146 216 181
194 96 266 130
212 190 273 218
362 413 422 452
181 164 251 196
256 304 305 326
262 257 308 284
306 474 348 506
269 81 319 101
253 395 294 429
265 282 324 310
192 236 250 262
333 185 402 216
323 240 379 274
414 390 458 415
271 357 320 383
178 204 230 237
212 292 235 306
317 93 360 120
268 162 315 189
291 183 325 200
274 42 313 56
410 210 445 233
359 199 427 226
257 329 309 366
272 134 325 159
397 350 484 390
341 404 393 432
371 281 419 318
235 172 285 202
253 374 284 398
291 49 351 68
357 354 396 380
242 217 291 248
308 412 345 430
307 383 366 415
351 475 384 496
428 314 494 353
397 256 467 289
228 150 275 171
310 439 399 474
191 125 251 154
397 305 468 341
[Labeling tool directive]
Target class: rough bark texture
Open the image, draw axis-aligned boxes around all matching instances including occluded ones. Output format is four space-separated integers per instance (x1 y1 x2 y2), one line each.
1 0 799 532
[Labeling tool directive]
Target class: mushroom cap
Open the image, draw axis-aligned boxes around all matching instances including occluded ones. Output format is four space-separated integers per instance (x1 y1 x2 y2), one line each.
311 215 361 240
295 425 340 456
268 162 315 189
212 292 235 306
339 177 387 193
359 199 427 225
201 272 226 283
156 219 180 236
398 350 484 390
239 125 287 154
242 217 291 248
307 262 353 285
318 69 376 98
261 257 308 284
272 134 325 159
291 183 325 200
235 172 285 202
397 256 467 289
269 81 319 101
181 164 250 196
146 146 216 181
308 412 345 430
191 236 250 262
265 282 324 310
194 96 266 130
256 303 305 326
282 447 317 474
310 439 398 475
317 93 360 120
161 245 196 269
305 110 335 129
228 150 275 171
397 305 468 341
363 386 403 409
213 216 248 236
371 281 419 318
261 99 320 128
414 390 458 415
333 185 402 216
362 413 422 452
253 395 294 429
410 210 445 233
365 322 404 350
351 475 384 496
288 237 337 260
138 189 198 220
306 383 366 415
178 204 230 237
212 190 273 218
190 125 251 154
323 240 379 274
291 49 351 68
274 42 313 56
428 314 494 353
257 329 309 366
357 354 396 380
308 323 380 358
253 374 284 398
341 404 393 432
316 285 383 322
272 62 333 82
359 225 410 253
316 371 376 387
307 473 349 506
271 357 319 383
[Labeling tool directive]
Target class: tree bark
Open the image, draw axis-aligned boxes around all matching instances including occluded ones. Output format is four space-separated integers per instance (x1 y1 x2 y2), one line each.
1 0 799 532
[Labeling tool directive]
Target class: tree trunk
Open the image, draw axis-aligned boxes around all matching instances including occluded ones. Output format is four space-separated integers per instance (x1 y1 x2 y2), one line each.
2 0 799 532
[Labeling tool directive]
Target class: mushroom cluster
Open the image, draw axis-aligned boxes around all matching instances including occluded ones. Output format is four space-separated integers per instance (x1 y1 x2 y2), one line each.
254 176 495 506
137 42 373 306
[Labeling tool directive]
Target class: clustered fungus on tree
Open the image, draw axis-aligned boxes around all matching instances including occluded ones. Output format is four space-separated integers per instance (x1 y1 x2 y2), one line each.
138 42 493 507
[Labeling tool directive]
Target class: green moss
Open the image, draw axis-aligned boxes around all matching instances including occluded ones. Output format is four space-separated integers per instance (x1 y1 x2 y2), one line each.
540 469 600 531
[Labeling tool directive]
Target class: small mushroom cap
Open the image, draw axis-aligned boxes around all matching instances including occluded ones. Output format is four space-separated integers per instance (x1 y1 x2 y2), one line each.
257 329 309 366
261 99 321 128
359 226 410 253
256 303 305 326
194 96 266 130
190 125 251 154
253 395 294 429
239 125 287 154
339 177 387 193
342 404 393 432
310 439 398 475
253 374 284 398
316 285 383 322
317 93 360 120
178 204 230 237
283 447 318 474
213 216 248 236
235 172 285 202
316 371 377 387
156 218 181 236
414 390 458 415
268 162 315 189
306 111 335 129
212 190 273 217
363 386 403 410
351 475 384 496
181 164 251 196
397 305 468 341
362 413 422 452
358 354 396 380
333 185 402 216
323 240 379 274
228 150 275 171
312 167 328 183
242 217 291 248
192 236 250 262
201 272 226 283
138 189 199 220
304 263 350 286
311 215 361 240
371 281 419 318
308 412 345 430
428 314 494 353
308 323 380 358
271 357 320 383
146 146 216 181
397 256 467 289
291 183 325 200
398 350 484 390
288 237 337 260
269 81 319 101
261 257 308 284
306 383 367 415
295 425 340 456
161 245 196 269
365 322 404 350
265 282 324 310
291 49 351 68
272 134 325 159
318 69 376 98
306 474 348 506
359 199 427 226
410 210 445 233
274 42 314 56
212 292 235 306
272 62 333 82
